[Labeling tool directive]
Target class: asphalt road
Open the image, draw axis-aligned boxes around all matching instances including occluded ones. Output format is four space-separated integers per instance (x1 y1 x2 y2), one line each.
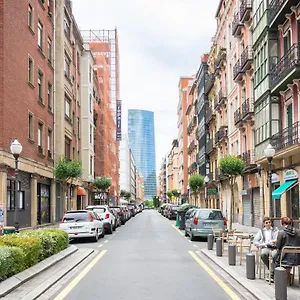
52 210 236 300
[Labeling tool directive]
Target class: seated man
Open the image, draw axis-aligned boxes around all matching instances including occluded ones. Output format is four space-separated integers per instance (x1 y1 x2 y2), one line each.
275 217 300 273
253 217 278 282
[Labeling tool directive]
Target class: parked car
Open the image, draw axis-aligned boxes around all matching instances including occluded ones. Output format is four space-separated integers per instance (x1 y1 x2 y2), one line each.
127 205 136 217
185 208 227 241
166 205 179 220
86 205 116 234
110 206 125 225
59 210 105 242
121 205 131 221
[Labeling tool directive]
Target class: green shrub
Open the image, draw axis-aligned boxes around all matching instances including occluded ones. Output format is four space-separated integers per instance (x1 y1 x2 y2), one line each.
0 235 41 268
0 246 25 281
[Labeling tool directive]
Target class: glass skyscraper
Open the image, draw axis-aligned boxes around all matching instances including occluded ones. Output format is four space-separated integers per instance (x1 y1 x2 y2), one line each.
128 110 157 200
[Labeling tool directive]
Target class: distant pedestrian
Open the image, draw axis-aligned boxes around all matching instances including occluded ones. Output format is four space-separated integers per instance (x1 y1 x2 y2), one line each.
253 217 278 282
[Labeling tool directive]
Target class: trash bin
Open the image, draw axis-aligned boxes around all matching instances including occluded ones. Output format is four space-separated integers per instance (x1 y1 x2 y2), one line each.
178 210 187 230
3 226 16 235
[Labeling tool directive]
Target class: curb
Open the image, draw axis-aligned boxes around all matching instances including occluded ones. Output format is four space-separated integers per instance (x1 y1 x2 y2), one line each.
200 249 273 300
0 245 78 297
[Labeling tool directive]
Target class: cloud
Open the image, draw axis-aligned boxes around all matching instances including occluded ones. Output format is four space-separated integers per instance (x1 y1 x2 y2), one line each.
72 0 219 175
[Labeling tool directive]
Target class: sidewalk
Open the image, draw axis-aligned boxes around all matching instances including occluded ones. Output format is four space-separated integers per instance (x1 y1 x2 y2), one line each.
232 223 260 234
199 243 300 300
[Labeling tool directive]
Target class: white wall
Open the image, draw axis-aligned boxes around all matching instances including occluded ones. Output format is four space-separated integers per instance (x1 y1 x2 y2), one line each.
120 134 130 191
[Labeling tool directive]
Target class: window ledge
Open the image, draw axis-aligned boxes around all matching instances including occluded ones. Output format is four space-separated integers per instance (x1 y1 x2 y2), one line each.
48 108 54 115
28 26 35 36
38 0 46 10
28 81 35 89
38 47 46 59
28 138 35 144
37 152 45 158
47 157 54 163
48 61 54 70
38 100 45 108
65 116 72 124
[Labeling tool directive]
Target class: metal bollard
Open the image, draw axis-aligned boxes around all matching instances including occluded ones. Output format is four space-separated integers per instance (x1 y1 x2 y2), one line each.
246 253 255 280
275 267 287 300
216 238 222 256
228 244 236 266
207 234 214 250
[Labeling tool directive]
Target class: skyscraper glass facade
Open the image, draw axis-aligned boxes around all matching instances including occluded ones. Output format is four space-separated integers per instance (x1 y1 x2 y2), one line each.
128 110 157 200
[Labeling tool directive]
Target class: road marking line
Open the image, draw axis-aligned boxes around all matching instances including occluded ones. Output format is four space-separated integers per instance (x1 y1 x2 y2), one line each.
171 224 184 236
98 244 103 248
188 251 240 300
193 244 198 248
104 240 108 243
53 250 107 300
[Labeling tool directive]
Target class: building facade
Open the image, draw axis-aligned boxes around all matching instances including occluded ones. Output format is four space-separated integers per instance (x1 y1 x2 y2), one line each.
158 157 167 202
167 139 179 193
128 110 157 200
0 0 56 228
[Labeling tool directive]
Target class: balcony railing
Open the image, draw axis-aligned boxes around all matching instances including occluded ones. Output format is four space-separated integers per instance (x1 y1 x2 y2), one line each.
234 108 242 125
232 12 244 37
188 162 198 174
214 48 227 75
241 98 254 119
240 46 253 71
242 150 256 166
206 106 215 124
188 140 197 154
233 61 244 81
205 74 215 94
270 43 300 91
206 138 215 154
271 121 300 152
187 115 197 134
218 89 227 106
240 0 252 23
215 126 228 143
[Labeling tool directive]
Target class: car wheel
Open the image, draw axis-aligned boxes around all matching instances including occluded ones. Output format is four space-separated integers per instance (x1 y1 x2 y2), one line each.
190 232 196 241
113 224 116 231
93 230 99 242
185 230 189 237
108 225 113 234
100 228 105 238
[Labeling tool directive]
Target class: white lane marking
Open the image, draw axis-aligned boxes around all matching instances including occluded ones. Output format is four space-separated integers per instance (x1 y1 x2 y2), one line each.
104 240 108 243
188 240 192 243
98 244 103 248
193 244 198 248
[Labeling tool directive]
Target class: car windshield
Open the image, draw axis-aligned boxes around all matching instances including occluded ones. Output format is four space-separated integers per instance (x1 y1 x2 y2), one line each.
62 212 89 223
171 206 179 211
198 210 223 220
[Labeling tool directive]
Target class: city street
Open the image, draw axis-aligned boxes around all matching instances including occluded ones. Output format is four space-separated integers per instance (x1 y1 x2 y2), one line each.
48 210 246 300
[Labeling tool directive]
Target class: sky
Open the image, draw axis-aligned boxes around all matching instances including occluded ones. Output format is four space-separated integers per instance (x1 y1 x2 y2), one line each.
72 0 220 174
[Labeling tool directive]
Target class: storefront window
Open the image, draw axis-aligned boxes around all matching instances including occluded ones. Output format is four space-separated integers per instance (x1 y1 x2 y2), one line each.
7 180 24 211
37 183 50 225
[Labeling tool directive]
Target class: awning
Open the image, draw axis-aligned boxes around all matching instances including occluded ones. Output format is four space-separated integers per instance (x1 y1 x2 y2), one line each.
77 187 86 196
272 180 298 199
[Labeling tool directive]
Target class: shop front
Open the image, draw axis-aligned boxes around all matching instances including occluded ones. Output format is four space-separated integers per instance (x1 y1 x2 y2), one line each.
37 182 51 225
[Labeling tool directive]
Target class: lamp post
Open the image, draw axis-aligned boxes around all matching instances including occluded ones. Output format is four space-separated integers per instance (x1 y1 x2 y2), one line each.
187 185 190 204
204 175 209 208
177 189 180 205
10 139 23 232
264 144 275 218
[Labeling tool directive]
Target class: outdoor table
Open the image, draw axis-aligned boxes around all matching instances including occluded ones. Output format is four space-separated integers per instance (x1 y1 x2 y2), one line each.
233 233 252 265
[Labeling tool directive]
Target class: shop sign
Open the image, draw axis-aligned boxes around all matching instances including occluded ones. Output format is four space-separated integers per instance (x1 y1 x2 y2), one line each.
284 169 298 181
271 173 280 183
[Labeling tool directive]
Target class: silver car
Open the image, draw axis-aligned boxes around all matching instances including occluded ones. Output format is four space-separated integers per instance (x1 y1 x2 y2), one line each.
185 208 227 241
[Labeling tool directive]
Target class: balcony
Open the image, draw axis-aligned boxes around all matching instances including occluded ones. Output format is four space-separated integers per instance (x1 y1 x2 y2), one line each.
271 121 300 153
269 0 299 29
240 0 252 23
270 43 300 94
240 46 253 72
187 115 197 135
208 171 214 182
188 162 198 174
214 48 227 76
215 126 228 144
218 89 227 107
188 140 197 154
232 12 244 37
206 138 216 154
233 61 244 82
242 150 256 168
206 106 216 124
234 108 242 126
241 98 254 120
205 74 215 94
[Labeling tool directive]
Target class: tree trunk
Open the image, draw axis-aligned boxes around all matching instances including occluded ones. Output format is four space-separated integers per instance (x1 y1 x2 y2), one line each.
229 179 235 231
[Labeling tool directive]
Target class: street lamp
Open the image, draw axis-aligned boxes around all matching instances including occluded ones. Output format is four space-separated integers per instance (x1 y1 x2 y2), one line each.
264 144 275 217
204 175 209 208
177 189 180 205
187 185 190 204
10 139 23 232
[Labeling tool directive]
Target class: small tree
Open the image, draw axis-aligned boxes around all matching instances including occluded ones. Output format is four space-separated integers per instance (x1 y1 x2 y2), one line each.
167 190 173 202
153 196 160 208
219 155 245 230
120 190 126 198
124 191 131 201
54 157 83 211
93 176 112 205
188 174 204 205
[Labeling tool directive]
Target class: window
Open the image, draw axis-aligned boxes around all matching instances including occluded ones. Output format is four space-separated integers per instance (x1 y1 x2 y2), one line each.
254 41 267 87
47 83 52 110
89 94 92 113
65 137 71 160
77 52 80 72
28 56 34 84
28 113 34 140
47 38 52 63
90 155 93 175
38 122 43 153
64 54 71 78
65 97 71 119
77 117 80 136
89 65 92 82
64 12 71 38
28 4 33 28
38 71 44 102
38 21 43 50
47 129 52 158
90 125 93 144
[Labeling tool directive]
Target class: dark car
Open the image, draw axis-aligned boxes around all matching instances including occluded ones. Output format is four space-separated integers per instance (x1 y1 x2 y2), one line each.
110 206 126 225
166 205 179 220
127 205 136 217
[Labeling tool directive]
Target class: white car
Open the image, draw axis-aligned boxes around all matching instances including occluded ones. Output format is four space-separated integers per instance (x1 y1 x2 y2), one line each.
59 210 105 242
86 205 116 234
